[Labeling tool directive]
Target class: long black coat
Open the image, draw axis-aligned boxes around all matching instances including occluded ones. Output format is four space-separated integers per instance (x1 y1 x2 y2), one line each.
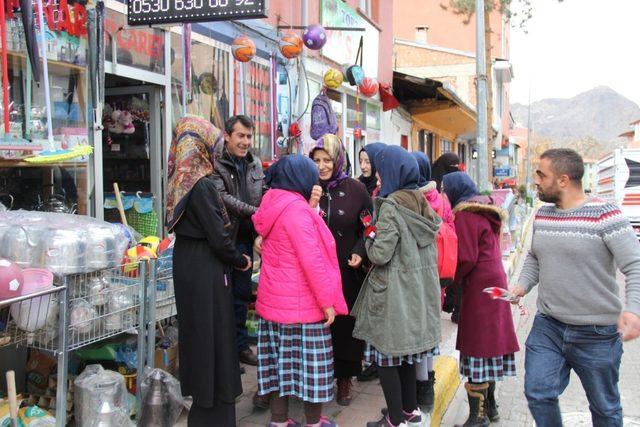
172 176 246 407
319 178 372 365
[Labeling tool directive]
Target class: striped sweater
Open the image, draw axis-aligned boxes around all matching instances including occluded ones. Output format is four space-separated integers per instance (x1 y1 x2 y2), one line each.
519 198 640 325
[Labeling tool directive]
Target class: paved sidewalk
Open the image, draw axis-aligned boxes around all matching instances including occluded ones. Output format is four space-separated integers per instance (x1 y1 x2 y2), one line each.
442 243 640 426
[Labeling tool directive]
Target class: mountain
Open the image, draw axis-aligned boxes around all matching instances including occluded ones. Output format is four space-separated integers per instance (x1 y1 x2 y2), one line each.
511 86 640 145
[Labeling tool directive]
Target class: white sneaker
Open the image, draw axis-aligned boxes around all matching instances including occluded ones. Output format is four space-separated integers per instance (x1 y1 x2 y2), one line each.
405 409 429 427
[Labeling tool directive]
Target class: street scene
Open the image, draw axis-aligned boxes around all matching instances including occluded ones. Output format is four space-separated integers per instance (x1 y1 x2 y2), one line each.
1 0 640 426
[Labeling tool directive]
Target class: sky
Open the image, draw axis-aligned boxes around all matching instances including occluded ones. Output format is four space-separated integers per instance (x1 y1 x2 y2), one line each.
509 0 640 107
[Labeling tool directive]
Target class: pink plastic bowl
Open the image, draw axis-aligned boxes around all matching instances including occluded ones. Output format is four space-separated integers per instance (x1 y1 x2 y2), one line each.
20 268 54 295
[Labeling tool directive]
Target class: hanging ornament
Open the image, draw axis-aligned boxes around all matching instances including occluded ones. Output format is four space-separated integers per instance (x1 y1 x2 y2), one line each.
323 68 343 90
354 125 363 140
359 77 379 97
279 32 303 59
303 24 327 50
232 35 256 63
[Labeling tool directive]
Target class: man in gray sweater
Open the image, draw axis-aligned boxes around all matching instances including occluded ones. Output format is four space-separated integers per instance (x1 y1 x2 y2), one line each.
512 148 640 426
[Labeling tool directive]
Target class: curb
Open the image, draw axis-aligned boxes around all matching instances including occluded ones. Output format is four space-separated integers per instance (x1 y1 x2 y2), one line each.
431 355 460 426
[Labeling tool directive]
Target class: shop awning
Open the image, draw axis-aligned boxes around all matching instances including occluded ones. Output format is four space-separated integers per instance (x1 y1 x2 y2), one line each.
393 71 477 141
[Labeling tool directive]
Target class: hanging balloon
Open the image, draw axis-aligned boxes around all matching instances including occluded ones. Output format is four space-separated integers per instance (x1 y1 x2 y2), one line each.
323 68 343 90
232 35 256 63
303 24 327 50
279 32 303 59
359 77 379 97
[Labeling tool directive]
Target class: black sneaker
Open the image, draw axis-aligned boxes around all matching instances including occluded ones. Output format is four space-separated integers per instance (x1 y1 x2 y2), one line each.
239 348 258 366
357 364 379 382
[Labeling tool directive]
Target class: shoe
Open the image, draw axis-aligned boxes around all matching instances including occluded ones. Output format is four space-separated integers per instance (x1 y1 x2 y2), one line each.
267 419 301 427
379 408 428 426
307 415 338 426
367 414 407 427
336 377 353 406
451 310 460 324
454 383 490 427
253 391 270 410
240 365 246 375
485 381 500 422
357 364 379 382
416 371 435 412
239 348 258 366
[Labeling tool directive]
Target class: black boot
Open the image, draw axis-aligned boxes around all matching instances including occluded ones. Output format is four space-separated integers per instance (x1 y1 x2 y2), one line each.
486 381 499 422
455 382 489 427
417 371 435 412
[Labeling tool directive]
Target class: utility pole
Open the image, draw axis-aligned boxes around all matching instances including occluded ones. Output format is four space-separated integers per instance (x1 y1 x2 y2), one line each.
475 0 490 191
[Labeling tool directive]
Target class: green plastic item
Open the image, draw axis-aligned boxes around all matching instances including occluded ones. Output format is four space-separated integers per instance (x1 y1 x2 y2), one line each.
75 343 118 361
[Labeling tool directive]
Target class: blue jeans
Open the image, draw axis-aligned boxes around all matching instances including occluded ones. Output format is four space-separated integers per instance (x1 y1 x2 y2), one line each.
233 242 253 352
524 313 623 427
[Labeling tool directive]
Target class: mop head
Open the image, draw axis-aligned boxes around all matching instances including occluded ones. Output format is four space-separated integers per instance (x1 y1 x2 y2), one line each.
23 145 93 164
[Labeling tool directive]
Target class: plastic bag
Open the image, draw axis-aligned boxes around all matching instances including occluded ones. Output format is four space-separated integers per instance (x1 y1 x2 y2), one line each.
76 368 132 427
74 364 104 427
0 211 131 274
138 368 183 427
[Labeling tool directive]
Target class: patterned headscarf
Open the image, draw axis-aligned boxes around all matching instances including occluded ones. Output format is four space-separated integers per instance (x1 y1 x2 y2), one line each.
166 116 224 231
309 133 349 190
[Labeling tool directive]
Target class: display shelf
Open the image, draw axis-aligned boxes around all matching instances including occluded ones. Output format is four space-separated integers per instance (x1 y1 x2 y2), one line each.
0 160 89 168
7 50 87 73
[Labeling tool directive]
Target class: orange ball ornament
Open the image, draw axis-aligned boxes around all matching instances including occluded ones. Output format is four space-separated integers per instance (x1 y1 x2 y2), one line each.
232 35 256 63
359 77 379 97
279 33 303 59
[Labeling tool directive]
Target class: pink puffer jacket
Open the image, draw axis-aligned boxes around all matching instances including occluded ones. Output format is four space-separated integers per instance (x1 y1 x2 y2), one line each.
420 182 454 225
252 189 348 324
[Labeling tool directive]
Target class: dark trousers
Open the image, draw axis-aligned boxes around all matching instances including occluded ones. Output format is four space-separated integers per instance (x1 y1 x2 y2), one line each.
233 241 253 352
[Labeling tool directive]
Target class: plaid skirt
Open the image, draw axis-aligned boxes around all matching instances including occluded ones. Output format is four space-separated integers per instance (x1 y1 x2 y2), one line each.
257 318 334 403
460 353 516 382
364 344 440 367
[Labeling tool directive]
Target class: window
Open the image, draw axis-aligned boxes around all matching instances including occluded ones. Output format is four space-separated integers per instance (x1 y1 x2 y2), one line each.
441 138 453 154
418 130 434 160
415 26 428 44
366 103 381 131
458 143 467 165
347 95 367 129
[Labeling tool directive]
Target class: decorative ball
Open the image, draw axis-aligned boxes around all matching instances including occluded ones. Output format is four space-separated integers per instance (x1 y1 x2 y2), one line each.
359 77 379 97
279 32 303 59
303 24 327 50
323 68 343 89
0 259 23 300
232 35 256 63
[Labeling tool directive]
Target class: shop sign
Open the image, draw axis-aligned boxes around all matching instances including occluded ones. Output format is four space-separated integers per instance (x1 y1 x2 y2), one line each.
494 167 511 177
127 0 266 26
6 0 87 37
320 0 379 78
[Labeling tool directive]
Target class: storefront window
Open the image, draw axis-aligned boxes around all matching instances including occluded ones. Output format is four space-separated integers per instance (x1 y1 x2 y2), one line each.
347 95 367 129
366 102 381 131
441 138 453 153
170 33 231 131
419 130 434 160
105 9 165 74
0 6 89 214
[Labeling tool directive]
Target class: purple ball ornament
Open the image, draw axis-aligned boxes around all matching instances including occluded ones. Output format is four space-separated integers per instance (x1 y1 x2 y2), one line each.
303 24 327 50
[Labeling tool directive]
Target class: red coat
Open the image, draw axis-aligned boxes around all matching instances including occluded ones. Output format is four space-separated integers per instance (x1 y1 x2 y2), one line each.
452 199 519 358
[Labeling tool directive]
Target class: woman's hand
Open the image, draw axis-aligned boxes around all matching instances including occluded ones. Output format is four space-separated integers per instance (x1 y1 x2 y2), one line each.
323 307 336 327
309 185 323 209
237 254 252 271
253 236 263 255
347 254 363 268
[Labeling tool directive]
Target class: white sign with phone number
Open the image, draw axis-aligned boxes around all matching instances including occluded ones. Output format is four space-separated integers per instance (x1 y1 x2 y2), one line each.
128 0 266 26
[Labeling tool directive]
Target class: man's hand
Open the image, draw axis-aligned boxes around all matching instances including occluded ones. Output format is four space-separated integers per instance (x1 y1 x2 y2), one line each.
617 311 640 342
323 307 336 327
347 254 363 268
253 236 263 256
236 254 252 272
309 185 323 209
508 285 526 304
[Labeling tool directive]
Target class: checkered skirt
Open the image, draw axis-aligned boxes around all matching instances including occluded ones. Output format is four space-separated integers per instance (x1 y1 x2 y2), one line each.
460 353 516 382
257 319 334 403
364 344 440 367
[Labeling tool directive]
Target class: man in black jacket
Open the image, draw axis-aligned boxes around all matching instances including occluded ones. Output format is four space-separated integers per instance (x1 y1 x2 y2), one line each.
212 115 265 368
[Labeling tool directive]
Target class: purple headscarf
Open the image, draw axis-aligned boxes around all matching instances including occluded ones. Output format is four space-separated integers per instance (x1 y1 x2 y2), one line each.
310 134 349 190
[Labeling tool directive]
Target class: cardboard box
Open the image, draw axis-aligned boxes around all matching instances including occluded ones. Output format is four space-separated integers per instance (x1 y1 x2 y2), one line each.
153 344 178 376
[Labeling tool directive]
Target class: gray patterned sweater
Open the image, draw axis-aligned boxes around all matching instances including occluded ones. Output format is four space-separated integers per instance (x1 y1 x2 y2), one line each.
519 198 640 325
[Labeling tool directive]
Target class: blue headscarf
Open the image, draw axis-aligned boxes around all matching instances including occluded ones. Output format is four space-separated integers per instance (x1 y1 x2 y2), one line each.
443 172 478 207
362 142 387 173
411 152 431 187
375 145 420 198
265 155 319 200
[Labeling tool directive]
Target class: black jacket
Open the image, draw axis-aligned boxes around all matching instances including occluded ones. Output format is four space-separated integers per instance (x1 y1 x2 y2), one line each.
212 141 265 242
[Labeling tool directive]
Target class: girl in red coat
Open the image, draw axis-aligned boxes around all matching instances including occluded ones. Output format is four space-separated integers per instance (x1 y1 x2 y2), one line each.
443 172 519 427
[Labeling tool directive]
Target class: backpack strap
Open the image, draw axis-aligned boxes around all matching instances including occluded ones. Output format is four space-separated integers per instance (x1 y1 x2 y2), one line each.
355 36 363 67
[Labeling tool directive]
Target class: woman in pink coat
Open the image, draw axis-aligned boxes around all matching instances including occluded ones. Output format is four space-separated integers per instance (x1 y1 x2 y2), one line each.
252 155 348 427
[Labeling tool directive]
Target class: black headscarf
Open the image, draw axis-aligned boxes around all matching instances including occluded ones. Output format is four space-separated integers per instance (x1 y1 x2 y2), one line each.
376 145 420 198
411 151 432 187
431 152 461 191
358 142 386 195
443 172 478 208
265 155 319 200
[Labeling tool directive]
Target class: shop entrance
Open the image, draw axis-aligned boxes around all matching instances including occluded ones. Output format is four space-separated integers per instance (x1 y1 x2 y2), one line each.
100 74 163 238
